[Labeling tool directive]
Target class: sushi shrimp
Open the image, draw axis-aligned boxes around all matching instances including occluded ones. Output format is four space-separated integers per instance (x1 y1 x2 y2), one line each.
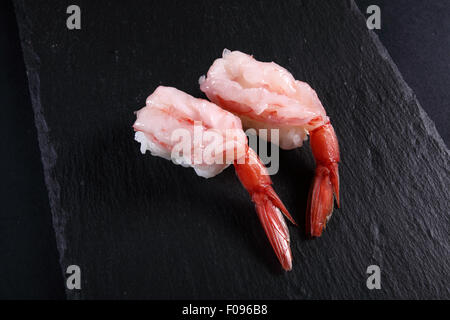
199 50 340 237
133 86 296 270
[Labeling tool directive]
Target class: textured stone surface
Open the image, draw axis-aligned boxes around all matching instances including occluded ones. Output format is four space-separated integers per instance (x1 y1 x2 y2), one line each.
15 0 449 299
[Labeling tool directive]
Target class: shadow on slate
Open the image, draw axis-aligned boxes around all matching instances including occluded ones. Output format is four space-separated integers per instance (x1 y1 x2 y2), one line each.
14 0 449 299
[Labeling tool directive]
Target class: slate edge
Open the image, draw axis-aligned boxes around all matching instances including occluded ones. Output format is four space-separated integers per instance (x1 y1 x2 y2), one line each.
13 0 69 297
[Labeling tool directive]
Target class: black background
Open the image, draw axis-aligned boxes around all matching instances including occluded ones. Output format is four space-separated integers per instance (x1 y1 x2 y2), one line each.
1 0 448 299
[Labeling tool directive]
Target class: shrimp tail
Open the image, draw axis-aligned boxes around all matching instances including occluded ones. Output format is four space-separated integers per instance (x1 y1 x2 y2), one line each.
307 121 340 237
234 147 295 271
252 191 292 271
264 184 297 225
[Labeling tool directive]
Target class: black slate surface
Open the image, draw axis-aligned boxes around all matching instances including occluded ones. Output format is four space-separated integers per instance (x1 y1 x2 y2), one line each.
14 0 449 299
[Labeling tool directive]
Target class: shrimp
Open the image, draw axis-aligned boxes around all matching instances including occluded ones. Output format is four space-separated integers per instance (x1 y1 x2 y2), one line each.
133 86 296 270
199 50 340 237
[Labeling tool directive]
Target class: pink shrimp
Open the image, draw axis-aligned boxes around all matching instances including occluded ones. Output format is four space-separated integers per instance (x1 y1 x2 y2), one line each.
200 50 340 237
133 86 296 270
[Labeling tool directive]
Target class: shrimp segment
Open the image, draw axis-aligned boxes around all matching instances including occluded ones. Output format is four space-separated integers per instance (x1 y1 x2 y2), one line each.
133 86 295 270
234 147 295 271
200 50 341 237
307 122 340 237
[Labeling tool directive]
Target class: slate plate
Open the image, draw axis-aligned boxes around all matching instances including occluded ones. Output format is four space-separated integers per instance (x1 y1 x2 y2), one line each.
14 0 449 299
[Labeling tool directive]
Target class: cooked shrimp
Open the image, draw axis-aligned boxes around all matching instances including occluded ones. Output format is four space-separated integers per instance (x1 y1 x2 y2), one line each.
133 86 296 270
200 50 340 237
